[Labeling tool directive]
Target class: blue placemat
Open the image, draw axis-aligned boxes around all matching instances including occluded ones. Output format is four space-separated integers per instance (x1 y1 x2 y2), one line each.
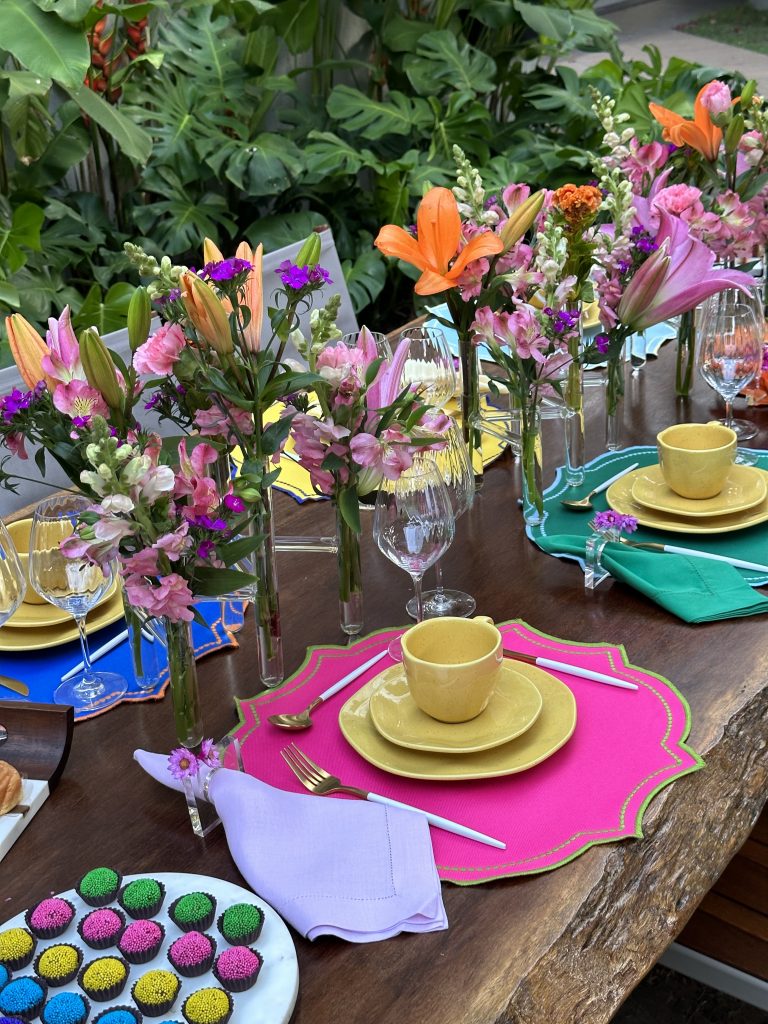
1 600 245 721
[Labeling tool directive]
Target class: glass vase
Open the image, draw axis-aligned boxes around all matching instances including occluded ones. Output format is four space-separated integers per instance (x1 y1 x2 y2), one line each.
676 310 696 397
336 498 364 636
604 353 626 452
459 328 484 482
520 400 544 527
163 617 203 749
253 478 284 688
122 589 165 692
562 351 585 488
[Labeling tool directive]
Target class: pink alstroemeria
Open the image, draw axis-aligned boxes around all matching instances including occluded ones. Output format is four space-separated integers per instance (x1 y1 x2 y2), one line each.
194 402 254 441
617 210 755 331
124 572 195 623
52 379 109 420
350 427 414 484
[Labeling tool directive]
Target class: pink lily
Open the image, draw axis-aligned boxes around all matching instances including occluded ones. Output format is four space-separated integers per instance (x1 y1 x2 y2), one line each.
41 306 81 383
617 209 754 331
366 338 410 411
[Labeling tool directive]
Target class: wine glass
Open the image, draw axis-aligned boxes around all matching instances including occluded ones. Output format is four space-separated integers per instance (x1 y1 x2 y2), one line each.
0 521 25 629
398 326 457 410
698 291 763 465
374 460 455 661
339 331 392 362
29 495 127 710
406 419 475 619
699 288 763 442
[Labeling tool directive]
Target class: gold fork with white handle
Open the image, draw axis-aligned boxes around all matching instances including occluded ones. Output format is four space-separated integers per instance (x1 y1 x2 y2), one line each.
281 743 506 849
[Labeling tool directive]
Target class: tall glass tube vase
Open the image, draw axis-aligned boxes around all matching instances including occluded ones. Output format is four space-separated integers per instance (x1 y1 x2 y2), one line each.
676 310 696 398
520 400 544 527
562 356 585 487
163 617 203 750
253 479 283 688
459 328 484 482
604 353 626 452
336 496 364 637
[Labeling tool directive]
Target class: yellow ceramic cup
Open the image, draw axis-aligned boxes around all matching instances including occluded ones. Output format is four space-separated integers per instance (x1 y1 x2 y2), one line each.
5 518 45 604
657 422 737 500
401 615 503 723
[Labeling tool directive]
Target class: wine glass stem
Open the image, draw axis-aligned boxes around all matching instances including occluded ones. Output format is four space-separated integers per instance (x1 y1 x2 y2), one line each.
74 615 102 697
434 558 445 595
724 398 734 429
412 574 424 623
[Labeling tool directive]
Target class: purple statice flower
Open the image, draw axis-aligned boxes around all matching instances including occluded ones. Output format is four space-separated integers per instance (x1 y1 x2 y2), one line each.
406 224 418 236
635 236 658 255
595 334 610 354
197 539 216 560
309 265 332 286
71 415 91 429
617 259 631 275
484 195 499 209
0 386 40 422
202 258 253 282
193 514 228 531
168 747 199 780
176 384 187 396
223 494 245 513
199 739 221 769
144 393 161 411
592 510 638 534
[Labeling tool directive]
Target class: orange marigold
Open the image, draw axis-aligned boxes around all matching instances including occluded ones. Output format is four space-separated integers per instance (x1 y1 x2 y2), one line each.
552 184 602 226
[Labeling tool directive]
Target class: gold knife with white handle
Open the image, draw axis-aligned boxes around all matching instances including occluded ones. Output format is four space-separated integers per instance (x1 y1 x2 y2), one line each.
0 676 29 697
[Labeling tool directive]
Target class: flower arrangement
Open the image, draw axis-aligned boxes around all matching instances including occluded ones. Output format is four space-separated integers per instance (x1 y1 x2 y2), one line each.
290 325 449 633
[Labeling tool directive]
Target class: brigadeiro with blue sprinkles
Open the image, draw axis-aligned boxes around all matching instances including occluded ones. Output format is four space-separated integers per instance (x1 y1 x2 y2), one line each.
0 975 48 1020
40 991 90 1024
92 1006 144 1024
0 964 11 990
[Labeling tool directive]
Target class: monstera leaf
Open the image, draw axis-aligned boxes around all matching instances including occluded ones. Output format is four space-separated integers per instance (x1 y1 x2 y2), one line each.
327 86 432 139
403 31 497 97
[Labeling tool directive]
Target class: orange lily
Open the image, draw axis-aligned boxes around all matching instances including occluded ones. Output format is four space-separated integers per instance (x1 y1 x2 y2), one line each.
180 272 233 355
374 187 503 295
649 83 722 162
5 314 56 390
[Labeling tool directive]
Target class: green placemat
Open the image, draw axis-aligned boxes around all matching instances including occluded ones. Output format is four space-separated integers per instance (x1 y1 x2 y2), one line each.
528 447 768 622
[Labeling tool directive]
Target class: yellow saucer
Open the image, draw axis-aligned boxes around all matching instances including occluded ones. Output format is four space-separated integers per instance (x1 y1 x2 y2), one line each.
0 588 124 651
369 662 543 754
607 468 768 535
631 464 767 518
339 662 576 781
7 577 117 629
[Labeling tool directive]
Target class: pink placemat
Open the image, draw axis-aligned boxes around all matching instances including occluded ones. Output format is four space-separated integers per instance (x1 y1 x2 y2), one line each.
231 622 703 883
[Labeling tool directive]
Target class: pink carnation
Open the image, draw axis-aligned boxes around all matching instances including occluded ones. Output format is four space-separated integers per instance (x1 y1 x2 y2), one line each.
134 323 187 375
699 80 732 117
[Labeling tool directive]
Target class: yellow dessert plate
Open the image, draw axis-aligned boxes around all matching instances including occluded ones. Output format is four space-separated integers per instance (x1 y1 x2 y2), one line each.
0 588 124 651
339 663 576 781
6 577 117 629
631 464 767 518
607 468 768 535
368 662 543 754
582 300 600 329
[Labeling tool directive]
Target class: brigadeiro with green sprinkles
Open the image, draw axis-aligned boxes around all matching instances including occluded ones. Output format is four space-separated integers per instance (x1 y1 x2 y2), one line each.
118 879 166 921
0 975 48 1020
168 893 216 934
40 990 90 1024
0 928 36 972
76 867 122 908
216 903 263 946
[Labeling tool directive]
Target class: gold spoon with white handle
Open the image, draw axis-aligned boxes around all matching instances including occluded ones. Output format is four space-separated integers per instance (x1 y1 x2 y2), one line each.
268 648 388 730
561 463 640 511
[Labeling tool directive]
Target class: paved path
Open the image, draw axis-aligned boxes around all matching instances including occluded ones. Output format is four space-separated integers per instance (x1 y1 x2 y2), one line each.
569 0 768 95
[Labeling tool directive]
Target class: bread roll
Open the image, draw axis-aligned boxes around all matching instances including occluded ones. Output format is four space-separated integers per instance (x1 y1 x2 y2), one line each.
0 760 22 815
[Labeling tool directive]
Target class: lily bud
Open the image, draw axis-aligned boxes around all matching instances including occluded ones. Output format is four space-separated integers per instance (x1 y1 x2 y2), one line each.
203 237 225 264
127 287 152 352
180 272 233 355
740 80 756 110
79 328 123 410
237 241 263 352
5 314 54 390
724 113 744 154
499 190 546 251
296 232 321 268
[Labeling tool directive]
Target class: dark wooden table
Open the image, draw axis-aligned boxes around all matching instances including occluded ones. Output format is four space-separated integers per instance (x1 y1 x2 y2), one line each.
2 345 767 1023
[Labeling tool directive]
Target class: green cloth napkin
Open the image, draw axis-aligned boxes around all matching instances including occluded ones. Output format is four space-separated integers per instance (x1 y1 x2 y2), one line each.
538 534 768 622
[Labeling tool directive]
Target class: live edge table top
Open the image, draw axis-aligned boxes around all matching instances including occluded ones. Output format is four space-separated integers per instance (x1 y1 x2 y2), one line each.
1 344 767 1024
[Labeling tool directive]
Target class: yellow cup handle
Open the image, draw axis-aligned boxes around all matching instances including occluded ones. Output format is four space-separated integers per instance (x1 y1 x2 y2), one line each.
473 615 494 625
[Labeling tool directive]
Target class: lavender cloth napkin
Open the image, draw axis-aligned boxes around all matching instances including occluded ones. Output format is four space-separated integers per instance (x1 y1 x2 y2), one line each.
134 750 448 942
